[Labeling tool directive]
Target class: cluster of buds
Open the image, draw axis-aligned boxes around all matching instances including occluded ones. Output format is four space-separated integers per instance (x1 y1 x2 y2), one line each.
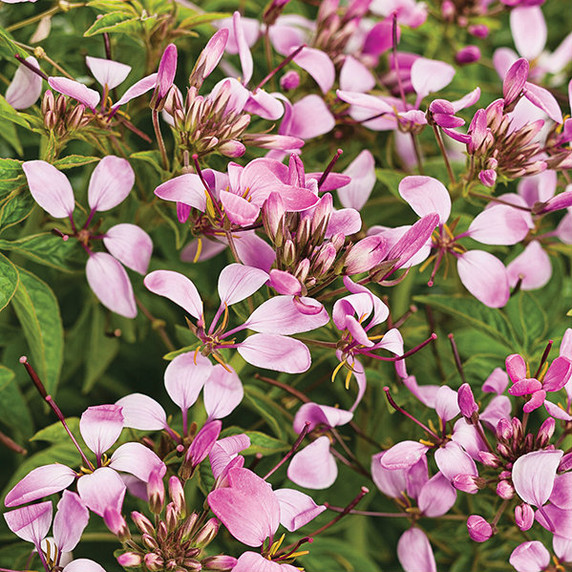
117 475 236 571
41 89 91 138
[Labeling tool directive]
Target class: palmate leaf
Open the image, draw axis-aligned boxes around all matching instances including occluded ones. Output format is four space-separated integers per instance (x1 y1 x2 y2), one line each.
11 267 64 396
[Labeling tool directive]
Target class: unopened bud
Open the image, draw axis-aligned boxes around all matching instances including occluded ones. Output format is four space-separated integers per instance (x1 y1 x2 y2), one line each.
496 418 513 441
280 70 300 91
218 140 246 158
467 515 493 542
169 476 186 518
44 110 58 130
202 555 238 571
536 417 555 447
468 24 489 38
478 451 501 468
515 503 534 531
195 517 219 547
452 474 483 494
144 552 164 571
496 479 514 500
142 533 159 551
66 103 85 131
180 512 199 541
156 521 168 544
131 511 155 536
103 508 131 542
117 552 143 567
503 58 529 107
181 559 202 571
441 0 455 20
166 502 179 532
42 89 55 115
496 443 511 458
455 46 481 65
344 235 387 275
282 239 296 266
458 383 479 420
148 468 165 514
296 216 312 251
478 169 497 188
559 452 572 472
55 93 67 117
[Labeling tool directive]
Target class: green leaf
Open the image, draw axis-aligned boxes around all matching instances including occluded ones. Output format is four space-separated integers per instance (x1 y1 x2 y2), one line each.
0 365 33 437
179 12 231 28
30 417 82 446
0 117 22 155
242 431 290 455
0 27 28 61
303 537 379 572
0 253 18 311
86 1 137 15
243 385 291 440
0 234 82 272
11 267 64 396
504 291 549 354
163 344 200 361
375 168 403 199
0 95 30 129
130 150 168 178
84 11 142 37
0 158 34 231
52 155 100 170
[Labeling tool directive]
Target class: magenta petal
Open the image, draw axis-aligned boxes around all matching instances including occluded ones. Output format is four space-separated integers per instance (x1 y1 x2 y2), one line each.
238 333 310 373
53 491 89 553
483 367 510 393
550 473 572 510
509 378 542 396
457 250 509 308
274 488 326 531
112 73 158 109
204 365 243 419
86 56 131 89
509 541 550 572
48 77 100 109
164 352 213 412
233 11 253 85
507 241 551 290
217 263 268 305
5 464 76 507
104 223 152 274
506 353 527 382
115 393 168 431
410 58 455 100
233 552 298 572
80 404 124 459
287 437 337 489
524 82 563 124
339 150 376 211
63 559 106 572
6 56 42 110
86 252 137 318
510 7 546 61
208 467 280 547
503 58 529 104
418 473 457 517
198 28 229 77
544 356 572 392
397 528 437 572
4 501 52 547
157 43 177 99
210 434 251 480
109 442 165 483
293 47 335 93
293 403 353 433
22 161 75 218
77 467 126 517
244 296 329 335
399 176 451 223
512 449 563 507
144 270 203 320
379 441 429 470
88 156 135 212
468 205 530 245
187 420 222 468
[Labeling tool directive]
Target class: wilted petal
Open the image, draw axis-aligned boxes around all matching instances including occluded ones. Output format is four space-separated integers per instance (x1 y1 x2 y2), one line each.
4 501 52 547
410 58 455 100
115 393 168 431
399 176 451 223
144 270 203 320
468 205 530 245
509 541 550 572
109 442 165 483
457 250 509 308
80 404 124 459
380 440 429 470
397 528 436 572
53 491 89 553
418 473 457 517
104 223 152 274
287 437 337 489
86 56 131 89
48 77 100 109
274 488 326 531
293 47 334 93
22 161 75 218
164 352 213 412
88 156 135 212
218 263 268 305
339 150 376 211
6 56 42 109
86 252 137 318
77 467 126 517
204 365 244 419
511 7 546 61
512 449 563 507
237 333 310 373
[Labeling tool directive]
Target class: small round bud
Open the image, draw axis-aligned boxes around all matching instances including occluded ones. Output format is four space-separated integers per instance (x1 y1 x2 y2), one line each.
280 70 300 91
467 515 493 542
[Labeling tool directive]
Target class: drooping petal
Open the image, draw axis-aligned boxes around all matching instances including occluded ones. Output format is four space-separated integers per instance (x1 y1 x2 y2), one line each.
232 11 253 85
77 467 126 516
48 77 100 109
418 472 457 517
507 241 551 290
115 393 168 431
209 434 251 480
371 452 407 498
6 56 42 110
510 7 547 61
4 501 52 547
53 491 89 553
80 404 124 459
204 365 244 420
456 250 509 308
434 386 460 422
339 150 376 211
217 263 269 305
88 156 135 212
5 464 76 507
144 270 203 320
287 437 337 489
109 442 165 483
86 56 131 90
164 352 213 412
103 223 152 275
524 82 563 124
86 252 137 318
274 488 326 531
237 334 311 373
397 528 437 572
509 541 550 572
22 161 75 218
410 58 455 100
435 441 478 481
512 449 563 507
398 176 451 223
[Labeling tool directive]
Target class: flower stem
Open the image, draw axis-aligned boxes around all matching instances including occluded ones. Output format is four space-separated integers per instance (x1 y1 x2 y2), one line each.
152 109 169 170
263 422 310 480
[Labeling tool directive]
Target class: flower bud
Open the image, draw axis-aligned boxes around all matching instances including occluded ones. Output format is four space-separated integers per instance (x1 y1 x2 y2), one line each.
282 239 296 266
478 169 497 188
536 417 555 447
156 521 168 544
148 468 165 514
503 58 529 107
66 103 85 131
467 515 493 542
181 559 203 571
262 192 286 245
455 46 481 65
185 420 222 472
452 474 481 494
104 508 131 542
169 476 186 518
496 479 514 500
165 502 179 532
202 555 239 571
468 24 489 38
441 0 455 19
344 236 387 275
42 89 55 115
142 533 159 550
478 451 501 468
496 418 513 441
180 512 199 541
144 552 164 571
55 94 67 117
559 452 572 472
218 140 246 158
280 70 300 91
131 511 155 535
515 503 534 531
117 552 143 567
458 383 479 420
195 517 219 547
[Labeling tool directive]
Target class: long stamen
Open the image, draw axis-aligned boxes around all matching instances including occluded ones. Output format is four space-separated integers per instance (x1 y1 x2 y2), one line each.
448 333 467 385
192 154 223 218
14 54 49 80
317 148 343 190
535 340 553 379
254 43 306 93
51 228 69 241
263 422 311 480
362 333 437 362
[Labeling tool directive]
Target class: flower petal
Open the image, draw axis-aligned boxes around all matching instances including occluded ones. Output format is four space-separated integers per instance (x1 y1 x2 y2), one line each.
411 58 455 100
274 488 326 531
48 77 100 109
4 502 52 547
6 56 42 110
512 449 563 507
63 559 106 572
293 47 334 93
80 404 124 459
204 365 244 419
509 541 550 572
103 223 152 275
115 393 168 431
217 263 268 305
399 176 451 223
109 442 166 483
397 528 437 572
53 491 89 553
86 56 131 89
510 7 546 61
144 270 203 320
507 241 551 290
287 437 337 489
164 352 213 412
237 333 311 373
88 156 135 212
339 150 376 211
468 205 530 245
77 467 126 516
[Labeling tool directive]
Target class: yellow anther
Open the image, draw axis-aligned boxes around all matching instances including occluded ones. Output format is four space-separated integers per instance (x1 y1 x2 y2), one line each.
331 359 347 383
193 346 200 365
419 439 433 447
219 303 229 333
212 352 233 373
288 550 310 558
193 238 203 263
538 361 549 383
444 224 455 241
419 253 437 273
269 534 286 556
344 367 353 390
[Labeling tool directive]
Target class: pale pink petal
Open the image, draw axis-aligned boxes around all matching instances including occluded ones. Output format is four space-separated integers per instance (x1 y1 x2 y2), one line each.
435 441 477 482
233 230 276 271
326 208 362 237
245 89 284 120
22 160 75 218
268 269 302 295
244 296 329 335
63 559 106 572
550 473 572 510
4 501 52 547
88 156 135 212
274 488 326 531
451 419 487 460
339 150 376 210
115 393 168 431
86 252 137 318
154 173 207 211
77 467 126 517
512 449 563 507
144 270 203 320
434 386 460 422
237 333 310 373
164 352 213 412
339 55 376 92
219 190 259 225
411 58 455 100
86 56 131 89
509 541 550 572
380 441 429 470
493 47 519 80
451 87 481 112
542 32 572 74
399 175 451 223
402 375 440 407
209 434 250 480
109 442 165 483
48 77 100 109
233 552 298 572
103 223 152 274
524 82 563 124
233 11 253 85
80 404 124 459
293 47 335 93
556 212 572 244
204 365 243 419
286 94 335 140
511 7 546 61
543 400 572 421
374 328 404 355
418 472 457 517
518 170 557 205
268 17 312 55
554 535 572 561
457 250 509 308
5 465 76 507
53 491 89 553
371 452 407 498
112 73 158 109
6 56 42 109
397 528 436 572
336 90 394 114
507 241 551 290
293 403 353 433
287 437 337 489
217 263 268 305
468 205 530 245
